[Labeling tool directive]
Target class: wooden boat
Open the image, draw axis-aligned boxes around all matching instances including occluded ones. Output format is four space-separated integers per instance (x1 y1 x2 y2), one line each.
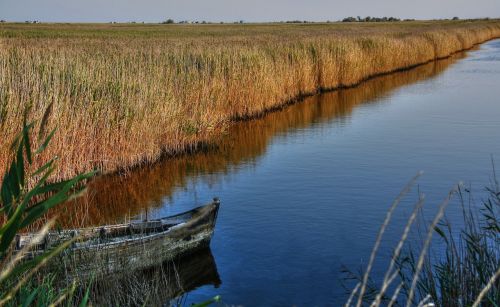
16 198 220 279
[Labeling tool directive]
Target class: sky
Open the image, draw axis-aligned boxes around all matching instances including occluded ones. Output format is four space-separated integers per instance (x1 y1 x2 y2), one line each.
1 0 499 23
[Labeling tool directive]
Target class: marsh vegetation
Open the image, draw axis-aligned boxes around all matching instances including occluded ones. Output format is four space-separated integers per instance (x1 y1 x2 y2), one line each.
1 20 500 181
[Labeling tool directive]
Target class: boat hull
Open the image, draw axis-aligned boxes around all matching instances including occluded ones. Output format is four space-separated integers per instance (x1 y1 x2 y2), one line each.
20 200 220 280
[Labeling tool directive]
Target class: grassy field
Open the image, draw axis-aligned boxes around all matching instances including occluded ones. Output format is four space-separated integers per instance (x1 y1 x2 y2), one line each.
1 20 500 180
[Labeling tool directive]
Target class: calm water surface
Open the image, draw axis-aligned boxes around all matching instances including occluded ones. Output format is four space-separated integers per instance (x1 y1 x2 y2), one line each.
70 40 500 306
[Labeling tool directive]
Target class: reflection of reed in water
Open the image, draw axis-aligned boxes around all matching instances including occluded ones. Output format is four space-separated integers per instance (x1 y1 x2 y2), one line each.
57 52 465 227
87 247 220 306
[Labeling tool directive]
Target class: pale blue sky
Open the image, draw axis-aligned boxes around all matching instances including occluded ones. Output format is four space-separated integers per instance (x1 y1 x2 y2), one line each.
1 0 499 22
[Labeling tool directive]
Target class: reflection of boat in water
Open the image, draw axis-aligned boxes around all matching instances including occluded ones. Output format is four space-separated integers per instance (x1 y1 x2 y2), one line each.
16 199 220 279
92 247 221 306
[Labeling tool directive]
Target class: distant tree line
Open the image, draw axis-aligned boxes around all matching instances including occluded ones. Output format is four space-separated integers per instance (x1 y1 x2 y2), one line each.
341 16 467 23
161 19 244 25
342 16 403 22
285 20 314 24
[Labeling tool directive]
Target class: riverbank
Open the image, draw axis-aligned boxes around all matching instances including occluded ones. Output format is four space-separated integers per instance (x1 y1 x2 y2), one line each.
1 20 500 179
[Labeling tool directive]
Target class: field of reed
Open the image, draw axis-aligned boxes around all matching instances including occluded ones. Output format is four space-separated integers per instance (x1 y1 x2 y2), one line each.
1 20 500 180
57 53 464 227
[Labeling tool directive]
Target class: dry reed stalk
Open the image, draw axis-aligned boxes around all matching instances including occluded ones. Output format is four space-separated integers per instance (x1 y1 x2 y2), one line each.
405 186 457 307
356 172 422 306
371 196 426 306
344 282 361 307
471 267 500 307
387 282 404 307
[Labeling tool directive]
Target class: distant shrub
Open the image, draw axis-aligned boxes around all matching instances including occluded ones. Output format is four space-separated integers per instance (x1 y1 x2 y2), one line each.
453 16 460 20
161 19 175 24
342 16 401 23
342 17 357 22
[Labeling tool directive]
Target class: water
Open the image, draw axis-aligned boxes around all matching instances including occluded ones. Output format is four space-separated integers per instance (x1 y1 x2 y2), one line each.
67 40 500 305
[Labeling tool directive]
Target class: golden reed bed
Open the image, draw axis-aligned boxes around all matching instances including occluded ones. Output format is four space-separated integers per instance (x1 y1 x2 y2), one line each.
1 20 500 180
59 52 467 227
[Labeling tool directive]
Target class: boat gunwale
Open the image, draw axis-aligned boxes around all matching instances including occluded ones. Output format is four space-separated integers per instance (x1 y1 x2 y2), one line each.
16 199 220 252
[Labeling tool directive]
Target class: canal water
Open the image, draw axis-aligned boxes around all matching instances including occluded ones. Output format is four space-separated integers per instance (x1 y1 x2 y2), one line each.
69 39 500 305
